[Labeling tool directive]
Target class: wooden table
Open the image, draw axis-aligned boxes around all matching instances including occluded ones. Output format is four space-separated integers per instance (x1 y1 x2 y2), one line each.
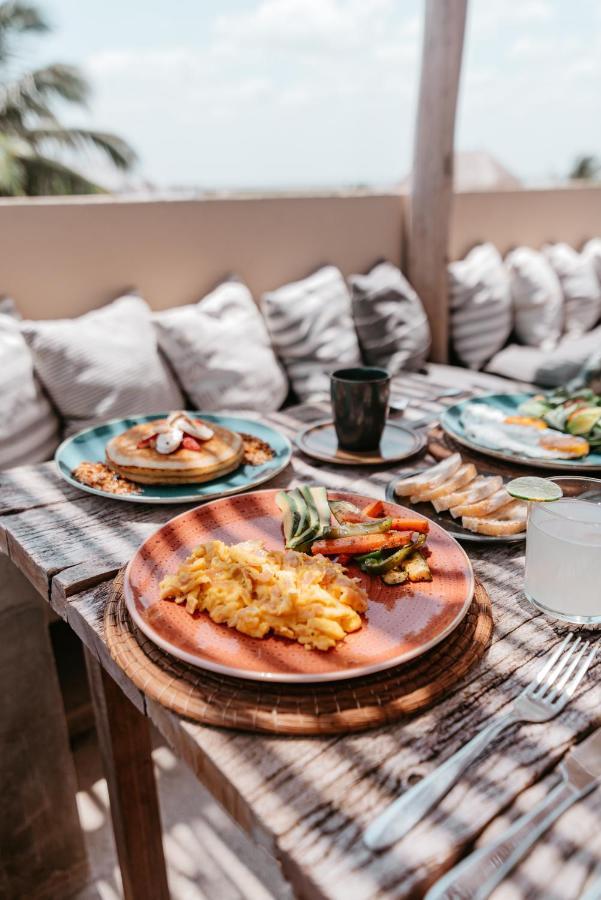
2 367 601 900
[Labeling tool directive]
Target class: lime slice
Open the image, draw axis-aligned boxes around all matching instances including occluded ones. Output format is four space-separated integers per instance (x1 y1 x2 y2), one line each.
506 476 563 502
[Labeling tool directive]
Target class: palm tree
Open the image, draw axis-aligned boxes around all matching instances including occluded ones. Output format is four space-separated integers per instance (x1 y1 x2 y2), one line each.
568 155 601 182
0 1 136 195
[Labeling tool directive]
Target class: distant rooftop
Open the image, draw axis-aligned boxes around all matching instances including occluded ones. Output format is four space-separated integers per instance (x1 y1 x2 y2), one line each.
402 151 523 193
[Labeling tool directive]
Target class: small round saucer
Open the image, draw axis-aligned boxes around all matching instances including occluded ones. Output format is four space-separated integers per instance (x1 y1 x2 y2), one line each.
294 419 425 466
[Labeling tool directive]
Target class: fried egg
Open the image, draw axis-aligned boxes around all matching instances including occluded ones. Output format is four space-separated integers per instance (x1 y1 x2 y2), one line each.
460 405 589 460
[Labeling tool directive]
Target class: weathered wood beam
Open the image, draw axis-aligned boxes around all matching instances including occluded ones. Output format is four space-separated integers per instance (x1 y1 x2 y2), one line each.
408 0 468 363
85 650 170 900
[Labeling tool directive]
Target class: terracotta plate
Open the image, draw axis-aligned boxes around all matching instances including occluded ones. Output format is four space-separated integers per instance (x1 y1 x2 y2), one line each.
124 489 475 683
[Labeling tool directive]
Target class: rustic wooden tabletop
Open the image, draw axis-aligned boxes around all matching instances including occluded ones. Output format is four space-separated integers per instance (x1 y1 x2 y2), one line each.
2 367 601 900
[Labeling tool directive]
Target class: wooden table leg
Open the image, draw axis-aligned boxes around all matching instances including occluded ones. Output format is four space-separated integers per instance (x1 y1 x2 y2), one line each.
84 649 170 900
0 556 88 900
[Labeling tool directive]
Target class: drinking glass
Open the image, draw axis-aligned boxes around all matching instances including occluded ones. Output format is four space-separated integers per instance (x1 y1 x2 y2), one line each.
524 476 601 624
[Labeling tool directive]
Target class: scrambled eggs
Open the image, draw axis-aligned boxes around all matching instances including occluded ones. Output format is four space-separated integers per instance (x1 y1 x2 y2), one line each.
159 539 368 650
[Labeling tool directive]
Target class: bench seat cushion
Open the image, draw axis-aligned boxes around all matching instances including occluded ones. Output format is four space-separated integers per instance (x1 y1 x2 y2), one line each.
485 324 601 387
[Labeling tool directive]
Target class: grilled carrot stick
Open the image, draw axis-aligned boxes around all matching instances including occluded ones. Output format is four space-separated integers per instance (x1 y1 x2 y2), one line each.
311 531 413 556
362 499 384 518
389 518 429 533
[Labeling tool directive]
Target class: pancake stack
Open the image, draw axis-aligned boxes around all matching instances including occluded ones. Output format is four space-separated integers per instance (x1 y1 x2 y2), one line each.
105 412 244 485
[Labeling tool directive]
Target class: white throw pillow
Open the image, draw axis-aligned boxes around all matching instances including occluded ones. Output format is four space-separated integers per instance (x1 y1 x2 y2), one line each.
349 261 431 373
543 242 601 336
582 238 601 287
21 295 184 435
262 265 361 400
505 247 564 349
0 313 60 468
154 280 288 412
448 243 513 370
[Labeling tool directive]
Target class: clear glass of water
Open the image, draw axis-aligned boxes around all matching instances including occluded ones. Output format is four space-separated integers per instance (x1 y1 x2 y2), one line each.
524 476 601 624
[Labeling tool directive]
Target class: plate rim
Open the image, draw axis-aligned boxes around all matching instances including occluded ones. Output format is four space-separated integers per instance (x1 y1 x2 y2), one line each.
123 486 475 683
295 417 426 466
54 412 293 504
440 392 601 472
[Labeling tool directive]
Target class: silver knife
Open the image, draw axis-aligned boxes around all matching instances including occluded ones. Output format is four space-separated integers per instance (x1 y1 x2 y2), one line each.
426 726 601 900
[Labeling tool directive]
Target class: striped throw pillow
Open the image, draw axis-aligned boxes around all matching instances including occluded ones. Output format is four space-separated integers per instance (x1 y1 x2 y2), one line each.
350 261 431 373
154 280 288 412
0 313 60 468
505 247 564 350
544 242 601 336
21 295 184 435
583 238 601 287
449 244 513 370
262 266 361 401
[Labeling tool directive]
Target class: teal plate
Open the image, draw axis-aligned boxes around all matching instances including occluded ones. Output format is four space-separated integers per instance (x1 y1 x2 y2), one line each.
55 413 292 504
440 393 601 472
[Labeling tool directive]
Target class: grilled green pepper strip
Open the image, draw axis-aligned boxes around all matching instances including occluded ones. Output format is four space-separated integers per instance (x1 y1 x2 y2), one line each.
361 533 426 575
355 550 385 571
324 517 393 540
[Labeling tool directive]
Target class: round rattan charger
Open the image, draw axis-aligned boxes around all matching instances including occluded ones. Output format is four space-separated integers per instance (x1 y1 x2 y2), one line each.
105 569 493 735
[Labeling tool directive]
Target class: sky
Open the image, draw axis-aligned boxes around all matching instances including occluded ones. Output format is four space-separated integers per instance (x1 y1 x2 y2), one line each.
19 0 601 190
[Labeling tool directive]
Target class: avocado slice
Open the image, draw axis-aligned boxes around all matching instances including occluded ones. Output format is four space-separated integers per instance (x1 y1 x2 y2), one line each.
289 486 320 549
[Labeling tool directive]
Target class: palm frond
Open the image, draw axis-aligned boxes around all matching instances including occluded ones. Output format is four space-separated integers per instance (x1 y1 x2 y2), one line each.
18 152 107 195
30 63 89 105
28 125 137 170
0 2 49 63
0 132 26 194
0 63 88 135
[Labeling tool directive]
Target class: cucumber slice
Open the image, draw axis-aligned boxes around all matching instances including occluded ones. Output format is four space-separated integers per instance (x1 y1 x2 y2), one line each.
276 490 304 546
308 486 332 537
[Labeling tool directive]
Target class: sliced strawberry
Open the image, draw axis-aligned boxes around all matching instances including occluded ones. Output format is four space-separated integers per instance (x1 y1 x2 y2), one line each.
182 435 203 451
136 433 157 449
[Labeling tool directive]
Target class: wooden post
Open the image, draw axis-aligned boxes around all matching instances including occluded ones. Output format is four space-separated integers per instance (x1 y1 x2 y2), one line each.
84 650 170 900
407 0 468 363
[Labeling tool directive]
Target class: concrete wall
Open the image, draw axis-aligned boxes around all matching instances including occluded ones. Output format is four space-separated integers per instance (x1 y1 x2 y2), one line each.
449 186 601 260
0 193 403 319
2 185 599 323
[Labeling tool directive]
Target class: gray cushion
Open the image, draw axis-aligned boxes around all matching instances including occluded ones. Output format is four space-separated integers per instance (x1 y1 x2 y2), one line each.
505 247 563 349
262 265 361 401
583 238 601 287
485 324 601 387
349 261 431 373
154 280 288 413
543 242 601 336
0 313 60 468
448 243 513 370
22 295 184 435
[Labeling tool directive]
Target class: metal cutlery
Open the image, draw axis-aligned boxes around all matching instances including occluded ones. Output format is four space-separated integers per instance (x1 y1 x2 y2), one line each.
426 721 601 900
364 635 597 852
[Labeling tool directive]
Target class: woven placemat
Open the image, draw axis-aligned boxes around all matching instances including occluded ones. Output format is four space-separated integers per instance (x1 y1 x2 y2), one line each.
105 569 493 735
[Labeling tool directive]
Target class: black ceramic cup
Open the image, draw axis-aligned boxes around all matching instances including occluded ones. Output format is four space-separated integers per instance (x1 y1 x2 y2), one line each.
331 367 391 451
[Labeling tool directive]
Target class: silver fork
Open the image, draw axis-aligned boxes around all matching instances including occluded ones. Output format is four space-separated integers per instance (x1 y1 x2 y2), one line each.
364 635 595 851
